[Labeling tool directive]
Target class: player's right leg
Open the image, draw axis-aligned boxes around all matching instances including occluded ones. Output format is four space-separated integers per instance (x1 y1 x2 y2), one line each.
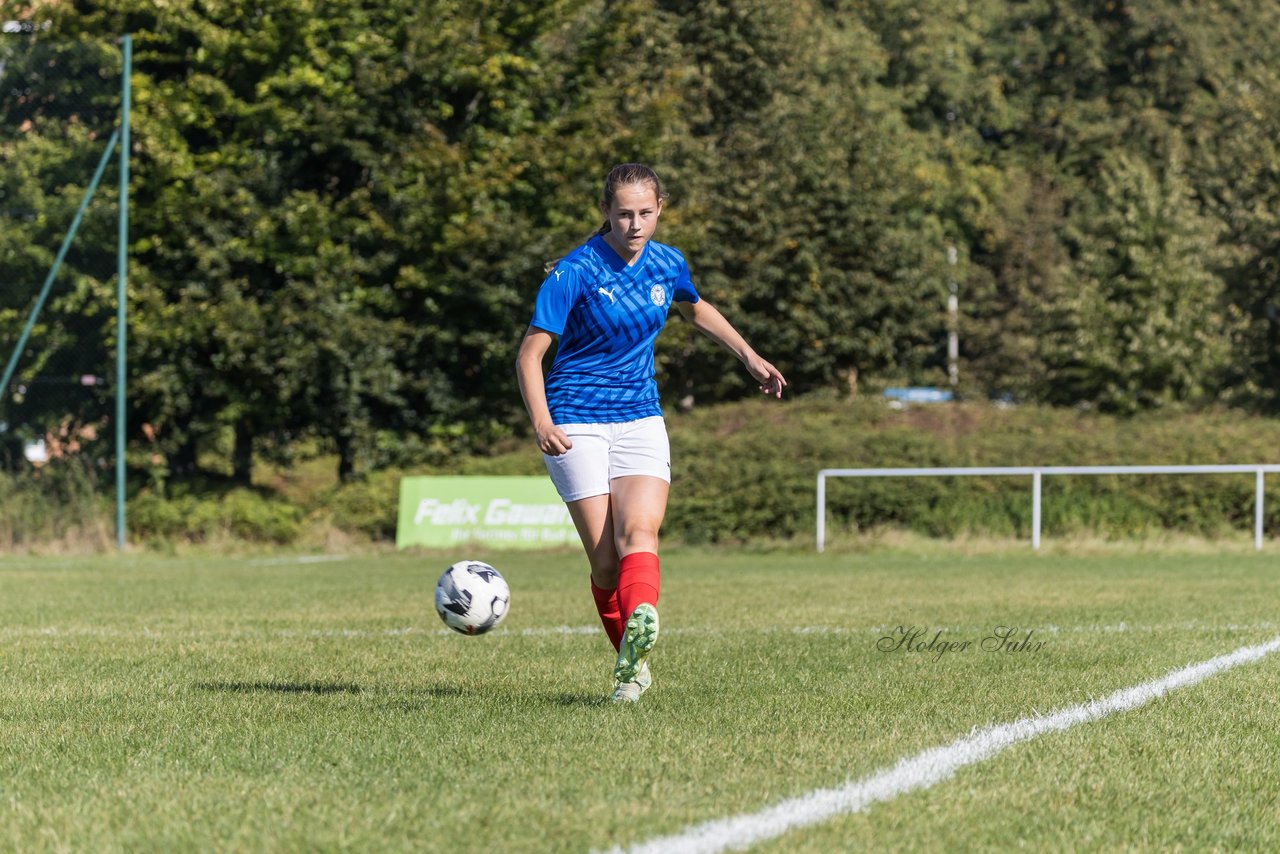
565 493 624 650
546 426 626 651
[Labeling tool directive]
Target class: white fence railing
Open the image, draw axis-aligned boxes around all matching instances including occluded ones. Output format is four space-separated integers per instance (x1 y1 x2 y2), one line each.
816 465 1280 552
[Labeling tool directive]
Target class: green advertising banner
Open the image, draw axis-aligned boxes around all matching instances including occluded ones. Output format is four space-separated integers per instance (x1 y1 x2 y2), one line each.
396 476 577 550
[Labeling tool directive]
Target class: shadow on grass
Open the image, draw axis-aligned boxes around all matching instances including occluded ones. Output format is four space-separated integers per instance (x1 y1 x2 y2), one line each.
548 692 611 707
197 681 363 695
197 681 613 708
402 684 466 699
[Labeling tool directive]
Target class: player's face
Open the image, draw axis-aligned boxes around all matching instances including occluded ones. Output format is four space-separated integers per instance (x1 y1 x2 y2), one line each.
601 182 662 262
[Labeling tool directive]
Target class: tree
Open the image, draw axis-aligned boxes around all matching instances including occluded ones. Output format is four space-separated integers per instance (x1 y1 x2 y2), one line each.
1046 149 1235 412
0 18 121 464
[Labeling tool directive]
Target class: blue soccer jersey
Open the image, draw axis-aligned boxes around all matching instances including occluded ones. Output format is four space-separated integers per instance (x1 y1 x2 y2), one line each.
530 234 700 423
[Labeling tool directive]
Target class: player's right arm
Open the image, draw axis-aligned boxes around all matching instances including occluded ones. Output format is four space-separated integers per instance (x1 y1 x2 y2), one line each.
516 326 573 455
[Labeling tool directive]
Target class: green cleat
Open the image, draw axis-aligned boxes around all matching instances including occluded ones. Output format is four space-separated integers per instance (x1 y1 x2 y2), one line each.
614 603 659 685
634 660 652 693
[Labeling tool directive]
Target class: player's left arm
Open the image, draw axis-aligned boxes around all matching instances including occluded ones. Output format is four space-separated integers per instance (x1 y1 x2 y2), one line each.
675 299 787 399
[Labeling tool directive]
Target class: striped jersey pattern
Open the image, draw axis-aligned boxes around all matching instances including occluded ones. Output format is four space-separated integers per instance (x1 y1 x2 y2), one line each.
530 234 700 423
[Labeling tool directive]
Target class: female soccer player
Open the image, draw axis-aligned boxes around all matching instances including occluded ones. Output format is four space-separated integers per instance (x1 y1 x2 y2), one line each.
516 163 786 703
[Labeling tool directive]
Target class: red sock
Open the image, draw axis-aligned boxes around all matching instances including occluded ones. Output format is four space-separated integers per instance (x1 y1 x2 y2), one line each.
590 579 624 651
618 551 660 620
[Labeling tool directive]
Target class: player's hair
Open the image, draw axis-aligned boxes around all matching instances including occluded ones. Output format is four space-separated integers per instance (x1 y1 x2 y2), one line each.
544 163 670 273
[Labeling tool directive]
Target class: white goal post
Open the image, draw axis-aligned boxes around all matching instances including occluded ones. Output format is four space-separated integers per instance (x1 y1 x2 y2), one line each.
815 465 1280 552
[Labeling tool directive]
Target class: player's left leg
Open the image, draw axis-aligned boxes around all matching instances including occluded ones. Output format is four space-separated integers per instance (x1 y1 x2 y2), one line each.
608 415 671 619
609 474 668 694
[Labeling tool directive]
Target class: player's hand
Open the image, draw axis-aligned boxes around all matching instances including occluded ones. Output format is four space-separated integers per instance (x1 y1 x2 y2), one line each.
747 356 787 399
536 423 573 456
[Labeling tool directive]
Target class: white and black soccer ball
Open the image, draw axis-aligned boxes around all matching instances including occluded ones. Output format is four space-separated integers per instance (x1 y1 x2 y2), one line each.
435 560 511 635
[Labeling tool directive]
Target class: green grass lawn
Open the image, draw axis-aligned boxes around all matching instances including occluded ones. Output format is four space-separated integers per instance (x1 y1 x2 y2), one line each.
2 546 1279 852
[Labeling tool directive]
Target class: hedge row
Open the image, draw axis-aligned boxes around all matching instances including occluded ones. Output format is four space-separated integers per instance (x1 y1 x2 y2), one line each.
7 396 1280 548
661 397 1280 544
378 396 1280 545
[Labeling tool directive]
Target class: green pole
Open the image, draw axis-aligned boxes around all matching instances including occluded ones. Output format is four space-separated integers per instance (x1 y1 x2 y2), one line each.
116 34 131 551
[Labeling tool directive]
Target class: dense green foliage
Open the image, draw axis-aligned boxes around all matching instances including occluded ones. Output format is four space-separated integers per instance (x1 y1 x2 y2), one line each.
3 1 1280 488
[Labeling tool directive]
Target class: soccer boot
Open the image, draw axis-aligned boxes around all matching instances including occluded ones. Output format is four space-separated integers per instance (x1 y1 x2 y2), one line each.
611 661 652 704
613 603 659 685
635 660 652 694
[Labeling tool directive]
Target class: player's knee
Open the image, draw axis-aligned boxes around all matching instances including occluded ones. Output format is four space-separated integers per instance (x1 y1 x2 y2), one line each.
616 525 659 555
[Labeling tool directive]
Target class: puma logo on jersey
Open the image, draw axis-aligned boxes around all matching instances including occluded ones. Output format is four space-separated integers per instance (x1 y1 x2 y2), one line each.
598 287 617 304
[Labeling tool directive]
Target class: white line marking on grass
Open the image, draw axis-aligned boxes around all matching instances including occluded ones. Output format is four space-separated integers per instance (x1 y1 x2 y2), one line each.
246 555 349 566
609 634 1280 854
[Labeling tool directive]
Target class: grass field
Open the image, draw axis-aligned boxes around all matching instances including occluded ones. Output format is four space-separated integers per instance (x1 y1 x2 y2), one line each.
3 544 1280 852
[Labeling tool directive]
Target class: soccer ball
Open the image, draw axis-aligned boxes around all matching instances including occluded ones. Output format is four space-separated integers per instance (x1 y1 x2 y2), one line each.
435 560 511 635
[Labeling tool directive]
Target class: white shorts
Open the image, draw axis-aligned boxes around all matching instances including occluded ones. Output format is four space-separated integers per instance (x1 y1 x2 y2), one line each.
543 416 671 502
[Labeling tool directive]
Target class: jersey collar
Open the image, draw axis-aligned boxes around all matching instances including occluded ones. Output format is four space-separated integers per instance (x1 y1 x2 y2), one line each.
594 233 649 278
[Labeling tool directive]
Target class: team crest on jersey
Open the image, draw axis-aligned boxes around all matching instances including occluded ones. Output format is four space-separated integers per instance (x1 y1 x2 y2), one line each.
650 284 667 307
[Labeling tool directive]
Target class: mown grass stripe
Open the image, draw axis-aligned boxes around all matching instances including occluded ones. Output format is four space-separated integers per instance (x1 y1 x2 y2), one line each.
613 634 1280 854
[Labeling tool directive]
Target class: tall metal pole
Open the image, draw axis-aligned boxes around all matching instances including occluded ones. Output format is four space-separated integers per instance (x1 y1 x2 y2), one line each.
116 34 131 551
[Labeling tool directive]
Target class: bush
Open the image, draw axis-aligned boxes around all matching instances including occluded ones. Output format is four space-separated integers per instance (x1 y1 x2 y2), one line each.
0 457 112 549
660 399 1280 544
130 489 301 544
11 397 1280 550
320 474 400 540
371 397 1280 546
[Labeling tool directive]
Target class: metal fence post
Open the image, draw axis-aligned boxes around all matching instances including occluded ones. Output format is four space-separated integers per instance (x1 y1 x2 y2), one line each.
1257 469 1265 552
1032 470 1042 550
816 472 826 553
